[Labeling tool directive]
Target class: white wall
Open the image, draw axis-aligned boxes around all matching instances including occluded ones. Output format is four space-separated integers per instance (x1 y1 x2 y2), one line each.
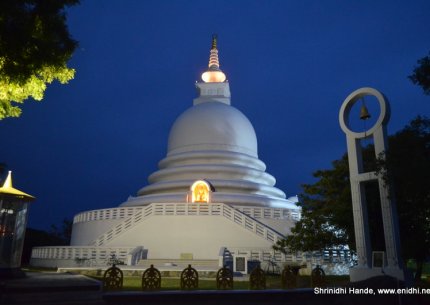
257 218 294 235
70 219 124 245
103 215 274 260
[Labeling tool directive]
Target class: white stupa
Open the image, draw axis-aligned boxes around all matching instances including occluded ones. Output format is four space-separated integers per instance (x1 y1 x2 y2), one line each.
30 36 301 270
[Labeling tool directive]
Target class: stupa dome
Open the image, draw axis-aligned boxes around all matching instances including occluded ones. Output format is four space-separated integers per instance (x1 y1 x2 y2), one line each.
120 35 299 210
167 101 258 157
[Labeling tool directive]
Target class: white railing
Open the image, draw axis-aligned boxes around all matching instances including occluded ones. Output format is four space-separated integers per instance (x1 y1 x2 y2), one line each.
227 247 288 263
225 247 352 275
91 204 153 246
90 202 284 247
220 204 284 244
73 207 143 224
31 246 137 264
74 205 299 224
235 206 300 221
226 247 354 265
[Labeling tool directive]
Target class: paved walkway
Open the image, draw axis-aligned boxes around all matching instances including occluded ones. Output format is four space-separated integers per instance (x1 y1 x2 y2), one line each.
1 272 104 305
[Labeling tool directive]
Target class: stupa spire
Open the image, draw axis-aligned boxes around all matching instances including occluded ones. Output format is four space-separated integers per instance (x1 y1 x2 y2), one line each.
201 34 226 83
211 34 217 49
2 171 13 189
0 171 34 199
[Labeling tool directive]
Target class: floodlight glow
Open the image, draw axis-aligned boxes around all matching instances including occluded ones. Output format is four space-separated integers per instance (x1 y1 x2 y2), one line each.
201 70 226 83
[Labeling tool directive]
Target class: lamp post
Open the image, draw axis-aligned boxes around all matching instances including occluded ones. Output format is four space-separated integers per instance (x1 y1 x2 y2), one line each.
0 171 34 279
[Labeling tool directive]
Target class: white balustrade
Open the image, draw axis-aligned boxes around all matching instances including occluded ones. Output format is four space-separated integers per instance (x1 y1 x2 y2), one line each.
88 202 285 247
74 204 297 224
31 246 137 262
73 207 143 224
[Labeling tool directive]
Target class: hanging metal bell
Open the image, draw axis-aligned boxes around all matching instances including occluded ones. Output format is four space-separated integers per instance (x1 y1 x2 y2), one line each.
360 105 371 120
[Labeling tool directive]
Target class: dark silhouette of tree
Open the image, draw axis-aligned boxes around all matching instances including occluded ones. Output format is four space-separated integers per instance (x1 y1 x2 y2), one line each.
22 218 73 265
409 52 430 95
274 116 430 282
22 228 66 265
0 163 6 177
49 218 73 245
0 0 79 119
376 116 430 281
273 154 353 254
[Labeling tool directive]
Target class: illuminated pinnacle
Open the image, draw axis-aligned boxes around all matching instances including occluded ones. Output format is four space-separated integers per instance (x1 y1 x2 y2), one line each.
2 171 12 189
0 171 35 199
208 35 220 69
202 34 226 83
211 35 217 49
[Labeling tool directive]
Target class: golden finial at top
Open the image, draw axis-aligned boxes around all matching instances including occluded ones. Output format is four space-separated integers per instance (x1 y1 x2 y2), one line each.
201 34 226 83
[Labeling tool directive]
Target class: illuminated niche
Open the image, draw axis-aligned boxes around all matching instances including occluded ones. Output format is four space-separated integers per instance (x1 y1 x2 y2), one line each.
189 180 213 203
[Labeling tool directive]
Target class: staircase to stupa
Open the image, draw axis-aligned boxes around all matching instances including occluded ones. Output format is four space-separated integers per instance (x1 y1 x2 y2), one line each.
88 202 285 247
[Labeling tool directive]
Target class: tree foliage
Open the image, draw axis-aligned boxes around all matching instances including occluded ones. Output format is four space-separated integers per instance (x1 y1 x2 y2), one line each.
22 227 67 265
49 218 73 245
22 219 73 265
0 163 6 177
409 52 430 95
273 154 353 254
376 116 430 279
275 116 430 279
0 0 79 119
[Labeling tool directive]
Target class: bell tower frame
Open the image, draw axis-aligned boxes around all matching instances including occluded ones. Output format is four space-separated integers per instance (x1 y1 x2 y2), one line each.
339 87 405 282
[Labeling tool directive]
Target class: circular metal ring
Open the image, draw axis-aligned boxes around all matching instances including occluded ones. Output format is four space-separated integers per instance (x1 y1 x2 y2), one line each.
339 87 390 139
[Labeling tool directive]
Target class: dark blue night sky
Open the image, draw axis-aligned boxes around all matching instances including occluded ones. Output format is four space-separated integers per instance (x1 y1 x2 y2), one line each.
1 0 429 230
